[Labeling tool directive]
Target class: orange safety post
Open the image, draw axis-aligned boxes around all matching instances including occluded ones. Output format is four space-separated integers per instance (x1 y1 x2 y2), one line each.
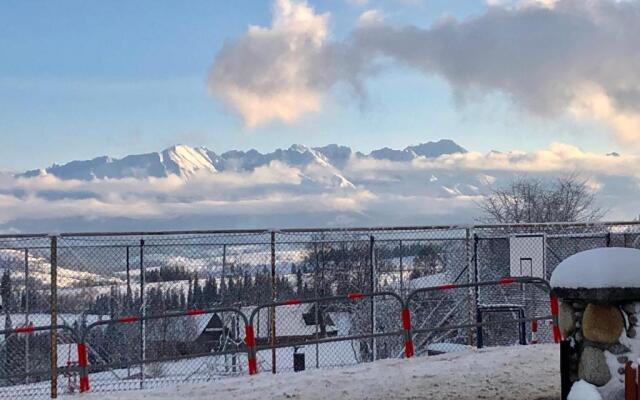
401 307 414 358
77 343 90 393
549 296 561 343
245 325 258 375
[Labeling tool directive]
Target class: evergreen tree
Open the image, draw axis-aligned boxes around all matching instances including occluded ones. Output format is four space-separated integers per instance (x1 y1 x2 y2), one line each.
1 270 12 315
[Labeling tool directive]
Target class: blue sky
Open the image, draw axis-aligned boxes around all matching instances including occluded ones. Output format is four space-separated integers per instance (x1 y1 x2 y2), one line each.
0 0 619 170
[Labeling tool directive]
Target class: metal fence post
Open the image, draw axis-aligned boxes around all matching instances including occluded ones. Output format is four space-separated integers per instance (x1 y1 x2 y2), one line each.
473 233 481 348
139 239 145 390
270 231 277 374
314 241 320 369
125 246 131 309
49 236 58 399
369 234 376 361
399 240 404 299
24 248 30 383
465 228 473 346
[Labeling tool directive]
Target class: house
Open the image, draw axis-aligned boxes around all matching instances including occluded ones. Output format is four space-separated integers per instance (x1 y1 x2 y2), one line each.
145 313 231 356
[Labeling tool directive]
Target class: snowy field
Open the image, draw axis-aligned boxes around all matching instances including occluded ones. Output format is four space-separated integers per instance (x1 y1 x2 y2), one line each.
84 344 560 400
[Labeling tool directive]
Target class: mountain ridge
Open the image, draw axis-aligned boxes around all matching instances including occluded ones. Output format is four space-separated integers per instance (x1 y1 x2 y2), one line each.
21 139 467 181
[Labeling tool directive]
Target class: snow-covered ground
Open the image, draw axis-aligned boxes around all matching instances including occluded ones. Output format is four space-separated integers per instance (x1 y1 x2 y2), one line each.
85 344 559 400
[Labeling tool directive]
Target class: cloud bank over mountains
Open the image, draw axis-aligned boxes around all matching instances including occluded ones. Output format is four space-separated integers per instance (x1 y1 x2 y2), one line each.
2 139 640 232
209 0 640 146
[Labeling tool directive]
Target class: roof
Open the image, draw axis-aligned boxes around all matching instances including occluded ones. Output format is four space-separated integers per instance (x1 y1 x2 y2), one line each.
405 272 451 290
146 314 221 342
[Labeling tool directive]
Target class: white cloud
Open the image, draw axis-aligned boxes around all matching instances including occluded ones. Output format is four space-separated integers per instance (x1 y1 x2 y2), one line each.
357 9 385 27
209 0 640 148
347 142 640 176
208 0 332 128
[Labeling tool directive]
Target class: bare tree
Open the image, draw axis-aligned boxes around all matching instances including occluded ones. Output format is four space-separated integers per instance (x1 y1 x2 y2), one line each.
479 173 605 223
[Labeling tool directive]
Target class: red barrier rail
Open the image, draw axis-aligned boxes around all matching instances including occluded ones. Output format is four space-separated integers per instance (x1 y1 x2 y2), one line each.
2 278 555 393
247 291 407 375
117 316 140 324
81 307 250 393
0 324 73 337
0 323 81 397
406 276 560 349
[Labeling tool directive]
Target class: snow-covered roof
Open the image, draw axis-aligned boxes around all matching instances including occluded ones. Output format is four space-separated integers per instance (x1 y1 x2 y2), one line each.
146 314 216 342
550 247 640 289
405 273 450 290
241 304 336 339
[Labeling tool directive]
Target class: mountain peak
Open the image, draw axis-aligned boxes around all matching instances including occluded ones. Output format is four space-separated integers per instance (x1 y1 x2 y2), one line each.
161 145 216 176
405 139 467 158
19 139 465 181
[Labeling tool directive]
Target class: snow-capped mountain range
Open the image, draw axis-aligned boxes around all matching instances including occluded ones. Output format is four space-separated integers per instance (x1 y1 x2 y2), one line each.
6 138 635 232
21 139 467 185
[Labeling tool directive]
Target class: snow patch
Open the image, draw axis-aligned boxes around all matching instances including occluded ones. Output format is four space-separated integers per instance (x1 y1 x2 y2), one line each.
83 344 559 400
568 380 602 400
550 247 640 289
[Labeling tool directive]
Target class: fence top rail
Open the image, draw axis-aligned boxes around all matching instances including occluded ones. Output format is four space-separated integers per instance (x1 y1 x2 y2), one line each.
0 324 78 340
4 219 637 239
474 220 640 229
0 233 50 239
58 229 272 238
83 306 249 337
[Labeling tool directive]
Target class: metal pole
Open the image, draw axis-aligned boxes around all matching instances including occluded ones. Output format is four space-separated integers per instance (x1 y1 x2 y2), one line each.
466 228 474 346
222 244 233 373
125 245 131 378
221 244 226 306
399 240 404 298
50 236 58 399
139 239 145 390
476 310 484 349
473 234 481 348
270 231 277 374
314 242 319 369
24 248 29 383
369 235 376 361
126 246 131 310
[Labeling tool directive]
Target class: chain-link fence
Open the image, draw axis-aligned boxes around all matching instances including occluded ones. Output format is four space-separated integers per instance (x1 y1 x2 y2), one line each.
0 221 639 398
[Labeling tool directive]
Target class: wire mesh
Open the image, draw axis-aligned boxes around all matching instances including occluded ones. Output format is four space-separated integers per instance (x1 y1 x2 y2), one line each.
0 222 638 397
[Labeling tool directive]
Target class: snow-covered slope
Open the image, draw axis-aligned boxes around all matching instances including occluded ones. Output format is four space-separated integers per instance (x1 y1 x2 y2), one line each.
85 344 559 400
22 145 216 180
0 249 121 288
